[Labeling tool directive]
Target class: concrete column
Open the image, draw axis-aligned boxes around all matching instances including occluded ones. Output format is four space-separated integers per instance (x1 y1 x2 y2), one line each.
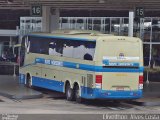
0 44 3 56
119 18 123 35
42 7 60 32
9 36 12 47
42 6 51 32
50 8 60 32
128 11 134 37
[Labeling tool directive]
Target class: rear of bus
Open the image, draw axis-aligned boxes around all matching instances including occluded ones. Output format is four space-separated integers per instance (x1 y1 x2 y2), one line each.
94 36 143 100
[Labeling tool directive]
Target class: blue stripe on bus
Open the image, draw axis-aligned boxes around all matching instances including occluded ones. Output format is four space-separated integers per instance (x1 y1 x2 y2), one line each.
28 34 96 42
20 75 142 99
32 76 64 93
103 60 140 67
81 87 143 99
35 58 144 73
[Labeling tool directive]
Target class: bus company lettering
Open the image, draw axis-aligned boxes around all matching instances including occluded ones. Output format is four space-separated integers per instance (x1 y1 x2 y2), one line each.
51 60 63 66
46 59 63 66
45 59 51 65
108 62 134 66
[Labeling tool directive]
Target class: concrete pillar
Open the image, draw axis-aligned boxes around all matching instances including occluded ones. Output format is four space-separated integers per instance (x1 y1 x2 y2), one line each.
140 18 144 40
9 36 12 47
0 44 3 56
42 6 50 32
128 11 134 37
42 6 60 33
119 18 123 35
50 8 60 32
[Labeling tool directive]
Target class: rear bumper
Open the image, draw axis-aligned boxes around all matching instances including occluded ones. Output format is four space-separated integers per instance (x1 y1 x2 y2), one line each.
94 89 142 99
81 87 143 100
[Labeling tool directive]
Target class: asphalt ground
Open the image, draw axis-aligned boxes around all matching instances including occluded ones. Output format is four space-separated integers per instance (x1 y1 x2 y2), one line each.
0 75 42 99
0 75 160 120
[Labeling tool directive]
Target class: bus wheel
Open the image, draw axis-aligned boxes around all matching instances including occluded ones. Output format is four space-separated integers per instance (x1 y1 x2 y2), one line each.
75 85 83 103
26 74 32 88
65 83 73 101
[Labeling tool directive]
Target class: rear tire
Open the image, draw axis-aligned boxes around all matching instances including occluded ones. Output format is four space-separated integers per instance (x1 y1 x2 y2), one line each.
26 74 32 88
65 83 74 101
75 85 84 103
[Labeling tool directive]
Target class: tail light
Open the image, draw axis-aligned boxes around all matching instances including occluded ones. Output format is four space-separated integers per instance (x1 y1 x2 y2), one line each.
95 75 102 89
139 75 143 89
139 76 143 84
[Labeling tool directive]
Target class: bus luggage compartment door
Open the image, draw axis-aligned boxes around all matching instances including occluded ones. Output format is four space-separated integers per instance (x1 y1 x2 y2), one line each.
102 72 139 91
82 74 94 95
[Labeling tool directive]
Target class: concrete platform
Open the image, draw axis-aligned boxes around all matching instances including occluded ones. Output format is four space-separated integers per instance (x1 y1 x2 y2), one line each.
132 82 160 106
0 75 43 99
0 75 160 106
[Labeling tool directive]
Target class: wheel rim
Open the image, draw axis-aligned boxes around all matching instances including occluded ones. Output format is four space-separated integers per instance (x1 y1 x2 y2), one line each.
66 84 72 100
67 88 71 98
75 86 80 100
28 78 31 87
27 76 32 88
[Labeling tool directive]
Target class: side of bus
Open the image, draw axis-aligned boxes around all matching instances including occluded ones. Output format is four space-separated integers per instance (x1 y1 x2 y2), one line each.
19 33 144 102
19 34 98 101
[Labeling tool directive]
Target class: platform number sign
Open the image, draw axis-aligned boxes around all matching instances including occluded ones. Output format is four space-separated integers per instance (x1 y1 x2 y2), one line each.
135 7 144 18
31 5 42 16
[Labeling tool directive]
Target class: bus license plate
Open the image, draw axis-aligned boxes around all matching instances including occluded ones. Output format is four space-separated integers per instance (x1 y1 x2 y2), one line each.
116 87 124 91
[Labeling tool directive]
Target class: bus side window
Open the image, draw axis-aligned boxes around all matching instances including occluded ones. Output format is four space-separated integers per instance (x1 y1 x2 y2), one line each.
73 41 86 59
83 41 96 61
55 40 64 55
84 53 93 60
63 40 73 58
39 38 51 54
49 39 64 56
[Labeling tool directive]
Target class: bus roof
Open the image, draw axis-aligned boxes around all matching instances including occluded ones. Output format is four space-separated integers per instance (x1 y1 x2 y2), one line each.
51 29 102 34
28 30 141 42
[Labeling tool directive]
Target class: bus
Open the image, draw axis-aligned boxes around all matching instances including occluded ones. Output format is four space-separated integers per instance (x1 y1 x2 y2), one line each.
19 30 144 102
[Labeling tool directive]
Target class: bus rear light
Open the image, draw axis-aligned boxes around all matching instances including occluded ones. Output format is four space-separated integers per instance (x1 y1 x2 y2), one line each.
95 75 102 89
139 76 143 84
96 75 102 83
139 75 143 89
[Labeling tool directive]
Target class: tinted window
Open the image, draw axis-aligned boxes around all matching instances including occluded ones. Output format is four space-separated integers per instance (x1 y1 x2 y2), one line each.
28 36 96 61
49 39 64 56
63 40 73 58
73 41 96 60
29 36 50 54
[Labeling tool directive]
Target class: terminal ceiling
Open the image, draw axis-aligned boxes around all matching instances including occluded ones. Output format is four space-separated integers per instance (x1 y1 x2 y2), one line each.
1 0 160 11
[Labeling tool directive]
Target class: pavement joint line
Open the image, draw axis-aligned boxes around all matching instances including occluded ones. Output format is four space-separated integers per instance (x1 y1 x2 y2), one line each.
0 95 15 103
121 102 154 111
12 99 22 102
